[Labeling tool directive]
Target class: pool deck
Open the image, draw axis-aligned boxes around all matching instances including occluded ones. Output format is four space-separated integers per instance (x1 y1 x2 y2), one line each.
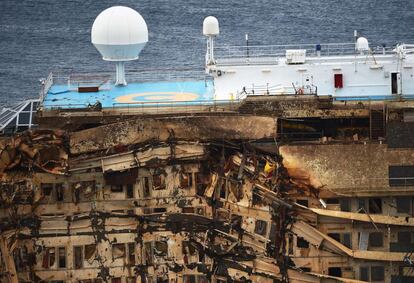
42 80 215 109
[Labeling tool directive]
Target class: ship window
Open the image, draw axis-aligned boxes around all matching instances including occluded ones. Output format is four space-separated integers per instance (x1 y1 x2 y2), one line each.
180 173 193 188
343 233 352 249
334 74 343 88
371 266 385 281
368 198 382 214
143 241 168 265
182 207 195 213
398 231 412 244
144 242 153 266
58 247 66 268
112 243 126 260
297 237 309 248
396 197 412 214
389 165 414 186
73 246 83 269
219 182 226 199
254 220 268 236
126 184 134 198
42 247 55 268
153 174 166 190
153 207 166 213
154 241 168 256
358 199 367 213
340 199 351 212
110 185 123 193
288 234 294 255
328 233 340 242
142 177 150 197
84 244 96 260
326 198 339 204
41 183 53 197
230 214 243 230
328 267 342 277
196 207 205 215
391 72 398 94
128 243 136 265
369 232 383 248
56 183 64 202
328 233 352 249
182 241 197 256
360 267 369 281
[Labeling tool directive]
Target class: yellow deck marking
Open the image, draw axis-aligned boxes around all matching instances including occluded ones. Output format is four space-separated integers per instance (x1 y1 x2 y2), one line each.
116 92 199 103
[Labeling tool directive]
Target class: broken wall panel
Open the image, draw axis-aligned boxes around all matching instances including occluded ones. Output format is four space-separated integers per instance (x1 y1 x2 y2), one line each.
69 115 277 154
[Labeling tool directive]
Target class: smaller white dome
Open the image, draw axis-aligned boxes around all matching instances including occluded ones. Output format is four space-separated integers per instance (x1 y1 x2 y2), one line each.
356 37 369 52
203 16 219 36
91 6 148 61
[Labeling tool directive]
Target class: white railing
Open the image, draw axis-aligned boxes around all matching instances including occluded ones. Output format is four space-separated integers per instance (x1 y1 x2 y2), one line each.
236 83 317 100
38 72 53 103
50 68 209 89
214 42 396 62
0 99 40 133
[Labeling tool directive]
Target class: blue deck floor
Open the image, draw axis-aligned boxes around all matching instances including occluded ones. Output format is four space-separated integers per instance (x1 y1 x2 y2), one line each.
42 80 215 109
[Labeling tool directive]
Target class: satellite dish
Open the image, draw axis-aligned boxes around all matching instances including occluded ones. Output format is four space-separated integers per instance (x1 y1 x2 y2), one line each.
356 37 369 53
91 6 148 86
203 16 219 66
203 16 219 36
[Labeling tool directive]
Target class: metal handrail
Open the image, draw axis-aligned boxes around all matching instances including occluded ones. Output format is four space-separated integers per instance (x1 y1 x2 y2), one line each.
38 72 53 103
111 99 240 114
44 103 91 110
49 68 210 86
214 42 397 60
333 95 414 102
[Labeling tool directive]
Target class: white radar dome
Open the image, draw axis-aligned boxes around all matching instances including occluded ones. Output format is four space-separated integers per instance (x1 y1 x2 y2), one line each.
203 16 219 36
356 37 369 52
91 6 148 61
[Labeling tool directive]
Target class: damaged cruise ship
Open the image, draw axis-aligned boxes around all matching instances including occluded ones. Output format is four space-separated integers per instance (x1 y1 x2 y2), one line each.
2 5 414 283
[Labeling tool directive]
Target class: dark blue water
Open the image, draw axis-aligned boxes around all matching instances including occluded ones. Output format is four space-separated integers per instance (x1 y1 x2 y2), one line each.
1 0 414 107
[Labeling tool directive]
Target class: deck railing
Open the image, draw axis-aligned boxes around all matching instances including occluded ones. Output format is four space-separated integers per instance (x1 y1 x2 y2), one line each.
48 68 209 88
43 99 240 115
214 42 396 64
111 99 239 114
38 72 54 103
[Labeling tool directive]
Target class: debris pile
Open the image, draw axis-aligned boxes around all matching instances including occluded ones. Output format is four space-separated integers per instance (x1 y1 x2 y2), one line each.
0 129 68 175
0 115 412 283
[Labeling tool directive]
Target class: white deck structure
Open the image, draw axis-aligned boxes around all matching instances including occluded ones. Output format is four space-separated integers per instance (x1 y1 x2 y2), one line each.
207 39 414 101
4 17 414 134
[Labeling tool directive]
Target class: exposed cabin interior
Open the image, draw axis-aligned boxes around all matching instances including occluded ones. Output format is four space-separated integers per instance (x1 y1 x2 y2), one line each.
0 95 413 283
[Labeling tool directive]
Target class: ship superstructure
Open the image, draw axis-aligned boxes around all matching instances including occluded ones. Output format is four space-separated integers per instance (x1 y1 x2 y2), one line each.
1 6 414 283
